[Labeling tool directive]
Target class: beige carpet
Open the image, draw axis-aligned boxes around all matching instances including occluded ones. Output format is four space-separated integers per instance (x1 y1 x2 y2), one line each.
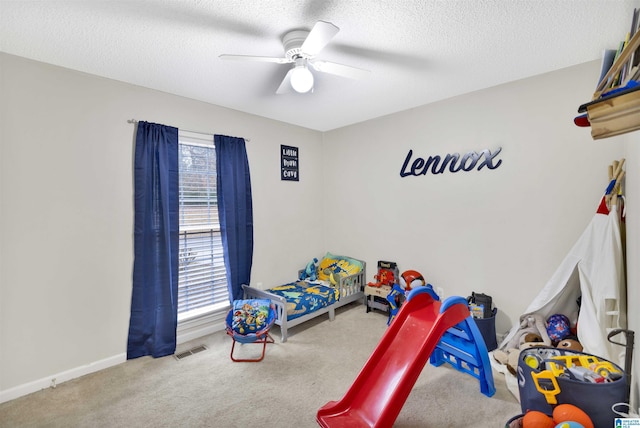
0 302 521 427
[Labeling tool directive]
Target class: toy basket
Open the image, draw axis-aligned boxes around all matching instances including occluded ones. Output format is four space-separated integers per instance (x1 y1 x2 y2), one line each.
518 346 627 427
504 414 524 428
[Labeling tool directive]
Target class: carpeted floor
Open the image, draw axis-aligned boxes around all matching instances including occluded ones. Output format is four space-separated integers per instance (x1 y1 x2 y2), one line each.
0 302 521 427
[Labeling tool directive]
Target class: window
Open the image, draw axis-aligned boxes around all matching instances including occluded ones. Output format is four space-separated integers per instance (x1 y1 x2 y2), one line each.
177 131 229 321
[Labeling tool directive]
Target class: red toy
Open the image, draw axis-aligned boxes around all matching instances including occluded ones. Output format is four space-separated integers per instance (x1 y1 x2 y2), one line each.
399 269 426 291
367 260 399 288
368 269 395 287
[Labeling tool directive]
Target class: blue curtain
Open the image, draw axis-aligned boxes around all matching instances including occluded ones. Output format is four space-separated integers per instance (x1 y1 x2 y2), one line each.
215 135 253 301
127 121 179 359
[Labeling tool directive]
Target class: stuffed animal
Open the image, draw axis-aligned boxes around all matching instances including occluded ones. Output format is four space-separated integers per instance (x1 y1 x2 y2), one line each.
520 332 546 350
557 337 583 352
494 332 548 376
494 313 552 375
327 269 339 286
299 258 318 282
501 313 552 352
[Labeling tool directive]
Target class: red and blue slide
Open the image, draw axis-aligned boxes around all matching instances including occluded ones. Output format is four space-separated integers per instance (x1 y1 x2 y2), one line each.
316 286 494 427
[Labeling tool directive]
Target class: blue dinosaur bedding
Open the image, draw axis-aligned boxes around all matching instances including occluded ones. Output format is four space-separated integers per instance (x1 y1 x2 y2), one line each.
268 281 337 320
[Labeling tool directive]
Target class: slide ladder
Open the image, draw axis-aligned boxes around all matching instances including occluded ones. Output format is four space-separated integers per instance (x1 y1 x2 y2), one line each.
430 316 496 397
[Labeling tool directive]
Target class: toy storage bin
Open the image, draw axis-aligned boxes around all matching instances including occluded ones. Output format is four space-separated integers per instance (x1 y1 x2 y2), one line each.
504 414 523 427
471 307 498 351
518 346 627 428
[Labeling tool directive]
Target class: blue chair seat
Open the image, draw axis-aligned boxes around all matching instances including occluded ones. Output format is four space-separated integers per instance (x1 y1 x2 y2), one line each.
225 299 276 362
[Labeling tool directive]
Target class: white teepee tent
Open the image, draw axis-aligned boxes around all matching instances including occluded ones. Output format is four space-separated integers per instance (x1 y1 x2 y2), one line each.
501 160 627 366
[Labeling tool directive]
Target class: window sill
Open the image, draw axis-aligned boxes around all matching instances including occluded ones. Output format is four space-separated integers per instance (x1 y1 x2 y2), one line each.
176 303 230 344
178 301 229 323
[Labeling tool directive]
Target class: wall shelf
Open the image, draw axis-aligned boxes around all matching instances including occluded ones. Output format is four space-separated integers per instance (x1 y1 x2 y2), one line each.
579 85 640 140
578 13 640 140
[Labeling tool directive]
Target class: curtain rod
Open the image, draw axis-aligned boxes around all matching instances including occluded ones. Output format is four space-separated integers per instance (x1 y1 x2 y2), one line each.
127 119 250 142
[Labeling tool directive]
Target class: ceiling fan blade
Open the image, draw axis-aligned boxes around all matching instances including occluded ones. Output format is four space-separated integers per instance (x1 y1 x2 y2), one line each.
276 69 294 94
309 60 370 80
300 21 339 56
219 54 292 64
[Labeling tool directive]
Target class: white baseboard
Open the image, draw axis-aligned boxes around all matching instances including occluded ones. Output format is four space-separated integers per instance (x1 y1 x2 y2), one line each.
0 353 126 404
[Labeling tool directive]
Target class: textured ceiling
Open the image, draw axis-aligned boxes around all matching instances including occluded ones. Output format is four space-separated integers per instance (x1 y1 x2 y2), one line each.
1 1 637 131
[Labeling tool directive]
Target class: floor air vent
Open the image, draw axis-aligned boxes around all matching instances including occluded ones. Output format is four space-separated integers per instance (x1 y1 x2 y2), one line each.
174 345 207 360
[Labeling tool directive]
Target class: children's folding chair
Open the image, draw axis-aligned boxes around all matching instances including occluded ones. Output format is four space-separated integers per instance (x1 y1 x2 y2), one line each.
225 299 276 362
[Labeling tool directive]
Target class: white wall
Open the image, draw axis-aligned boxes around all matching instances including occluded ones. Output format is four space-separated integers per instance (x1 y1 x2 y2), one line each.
1 52 636 407
0 53 324 399
624 134 639 409
323 61 626 336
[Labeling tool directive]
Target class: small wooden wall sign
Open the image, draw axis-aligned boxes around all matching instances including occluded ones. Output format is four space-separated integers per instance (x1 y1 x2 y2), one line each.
281 145 299 181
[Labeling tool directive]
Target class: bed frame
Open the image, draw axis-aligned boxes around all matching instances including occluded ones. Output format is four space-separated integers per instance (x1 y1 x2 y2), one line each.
241 260 366 342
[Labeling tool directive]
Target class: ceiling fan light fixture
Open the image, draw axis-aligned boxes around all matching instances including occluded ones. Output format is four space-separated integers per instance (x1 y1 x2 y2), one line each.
220 21 368 95
290 58 314 93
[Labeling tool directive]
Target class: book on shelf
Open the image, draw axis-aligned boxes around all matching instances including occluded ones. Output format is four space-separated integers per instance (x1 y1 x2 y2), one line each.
628 9 640 76
627 65 640 84
597 48 617 88
606 38 631 90
619 8 640 85
616 37 629 86
631 64 640 82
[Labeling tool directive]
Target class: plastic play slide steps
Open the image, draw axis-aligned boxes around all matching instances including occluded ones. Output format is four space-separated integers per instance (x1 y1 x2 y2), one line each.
316 287 492 428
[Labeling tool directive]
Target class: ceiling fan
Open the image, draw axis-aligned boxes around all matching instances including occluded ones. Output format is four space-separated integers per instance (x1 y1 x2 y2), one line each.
219 21 370 94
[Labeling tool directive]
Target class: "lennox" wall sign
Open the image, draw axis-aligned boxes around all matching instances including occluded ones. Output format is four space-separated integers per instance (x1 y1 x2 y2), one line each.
400 147 503 177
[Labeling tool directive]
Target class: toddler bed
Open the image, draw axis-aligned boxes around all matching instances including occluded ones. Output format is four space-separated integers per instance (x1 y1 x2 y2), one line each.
241 253 366 342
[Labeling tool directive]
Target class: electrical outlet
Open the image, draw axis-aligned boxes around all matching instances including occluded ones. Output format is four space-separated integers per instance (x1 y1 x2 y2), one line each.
435 287 444 299
50 378 57 389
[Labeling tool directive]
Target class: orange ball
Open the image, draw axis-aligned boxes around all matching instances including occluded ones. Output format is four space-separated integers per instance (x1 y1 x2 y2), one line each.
552 404 593 428
523 410 555 428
